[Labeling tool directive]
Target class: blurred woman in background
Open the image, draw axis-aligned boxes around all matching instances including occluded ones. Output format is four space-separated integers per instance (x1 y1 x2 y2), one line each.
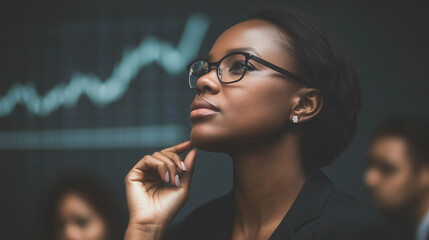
39 171 124 240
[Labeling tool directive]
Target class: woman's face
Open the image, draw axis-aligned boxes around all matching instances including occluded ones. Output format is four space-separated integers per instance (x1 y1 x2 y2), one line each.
189 19 303 153
56 191 107 240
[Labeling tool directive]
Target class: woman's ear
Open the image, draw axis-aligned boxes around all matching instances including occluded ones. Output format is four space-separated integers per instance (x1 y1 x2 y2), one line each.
290 88 323 123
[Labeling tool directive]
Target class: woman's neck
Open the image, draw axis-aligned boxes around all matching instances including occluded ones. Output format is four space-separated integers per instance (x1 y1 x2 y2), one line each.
228 129 307 236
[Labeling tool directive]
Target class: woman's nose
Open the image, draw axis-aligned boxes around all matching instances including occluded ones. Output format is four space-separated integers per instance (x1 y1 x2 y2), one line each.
195 68 220 95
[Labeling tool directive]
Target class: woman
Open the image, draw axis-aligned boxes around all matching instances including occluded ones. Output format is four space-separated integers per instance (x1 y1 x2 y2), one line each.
124 6 403 240
39 172 124 240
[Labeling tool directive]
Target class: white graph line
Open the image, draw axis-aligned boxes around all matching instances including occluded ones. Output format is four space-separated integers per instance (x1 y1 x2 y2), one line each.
0 124 186 149
0 14 210 116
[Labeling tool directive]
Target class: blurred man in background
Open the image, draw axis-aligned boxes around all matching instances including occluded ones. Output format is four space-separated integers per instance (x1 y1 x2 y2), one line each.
365 115 429 240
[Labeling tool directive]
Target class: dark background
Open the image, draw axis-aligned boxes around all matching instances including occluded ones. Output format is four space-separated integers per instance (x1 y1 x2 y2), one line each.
0 0 428 239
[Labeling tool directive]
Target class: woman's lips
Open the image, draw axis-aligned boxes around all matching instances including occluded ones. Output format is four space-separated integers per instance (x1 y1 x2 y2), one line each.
190 98 220 120
190 108 218 119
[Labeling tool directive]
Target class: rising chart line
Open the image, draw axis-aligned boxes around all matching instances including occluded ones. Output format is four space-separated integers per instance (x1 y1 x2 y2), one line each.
0 14 210 117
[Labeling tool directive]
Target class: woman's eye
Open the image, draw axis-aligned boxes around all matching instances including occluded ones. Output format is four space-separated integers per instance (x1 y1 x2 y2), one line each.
230 61 255 71
201 68 210 74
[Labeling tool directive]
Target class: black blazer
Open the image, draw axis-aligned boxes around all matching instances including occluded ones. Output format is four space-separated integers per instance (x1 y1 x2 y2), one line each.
163 168 410 240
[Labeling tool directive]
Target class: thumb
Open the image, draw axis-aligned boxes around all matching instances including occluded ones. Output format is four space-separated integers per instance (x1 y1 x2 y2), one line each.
179 148 198 190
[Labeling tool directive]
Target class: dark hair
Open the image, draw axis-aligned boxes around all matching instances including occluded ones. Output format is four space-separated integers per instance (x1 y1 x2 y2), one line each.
38 171 125 240
246 5 362 168
369 115 429 167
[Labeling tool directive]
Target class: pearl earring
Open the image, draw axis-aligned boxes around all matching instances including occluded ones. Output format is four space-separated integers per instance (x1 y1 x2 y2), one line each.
292 115 299 123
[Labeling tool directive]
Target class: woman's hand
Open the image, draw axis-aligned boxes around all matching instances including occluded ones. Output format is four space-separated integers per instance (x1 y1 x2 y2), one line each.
124 140 198 240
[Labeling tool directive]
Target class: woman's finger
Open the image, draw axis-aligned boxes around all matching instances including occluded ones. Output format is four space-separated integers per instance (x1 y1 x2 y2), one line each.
131 155 170 183
179 148 198 190
160 149 186 171
152 151 181 187
163 140 193 154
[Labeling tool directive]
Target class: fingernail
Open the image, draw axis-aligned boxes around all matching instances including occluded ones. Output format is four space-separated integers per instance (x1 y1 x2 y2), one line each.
181 161 188 171
175 175 180 188
165 171 170 183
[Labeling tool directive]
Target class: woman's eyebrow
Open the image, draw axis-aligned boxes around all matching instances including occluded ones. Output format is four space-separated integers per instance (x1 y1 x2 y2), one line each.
206 47 260 61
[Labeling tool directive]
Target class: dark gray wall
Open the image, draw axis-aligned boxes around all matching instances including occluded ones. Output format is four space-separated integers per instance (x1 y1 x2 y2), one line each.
0 0 427 239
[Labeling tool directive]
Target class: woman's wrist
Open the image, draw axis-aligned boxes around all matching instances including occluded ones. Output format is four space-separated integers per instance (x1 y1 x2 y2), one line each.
125 221 167 240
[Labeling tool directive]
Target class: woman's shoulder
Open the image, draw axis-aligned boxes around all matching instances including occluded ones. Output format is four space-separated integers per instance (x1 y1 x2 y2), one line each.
313 187 410 240
325 187 384 219
283 168 409 239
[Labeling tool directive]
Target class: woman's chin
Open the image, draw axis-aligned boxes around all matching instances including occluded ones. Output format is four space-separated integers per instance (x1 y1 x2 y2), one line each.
189 129 228 152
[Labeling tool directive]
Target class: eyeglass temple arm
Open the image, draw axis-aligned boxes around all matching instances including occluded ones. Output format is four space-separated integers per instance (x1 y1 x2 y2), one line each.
249 55 308 84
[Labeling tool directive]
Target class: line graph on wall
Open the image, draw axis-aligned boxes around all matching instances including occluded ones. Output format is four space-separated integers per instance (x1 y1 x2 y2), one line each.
0 14 210 150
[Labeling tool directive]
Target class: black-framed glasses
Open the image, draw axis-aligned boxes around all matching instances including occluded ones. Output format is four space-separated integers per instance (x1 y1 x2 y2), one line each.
186 51 308 90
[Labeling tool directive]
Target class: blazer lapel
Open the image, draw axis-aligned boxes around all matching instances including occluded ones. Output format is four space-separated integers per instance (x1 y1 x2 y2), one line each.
269 168 334 239
268 217 297 240
206 187 236 240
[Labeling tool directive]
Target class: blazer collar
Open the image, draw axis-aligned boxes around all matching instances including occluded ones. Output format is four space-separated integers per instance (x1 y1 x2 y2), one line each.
219 167 334 239
284 167 334 232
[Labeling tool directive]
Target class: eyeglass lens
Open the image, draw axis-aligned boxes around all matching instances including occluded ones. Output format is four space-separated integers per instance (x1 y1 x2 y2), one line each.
188 53 248 89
